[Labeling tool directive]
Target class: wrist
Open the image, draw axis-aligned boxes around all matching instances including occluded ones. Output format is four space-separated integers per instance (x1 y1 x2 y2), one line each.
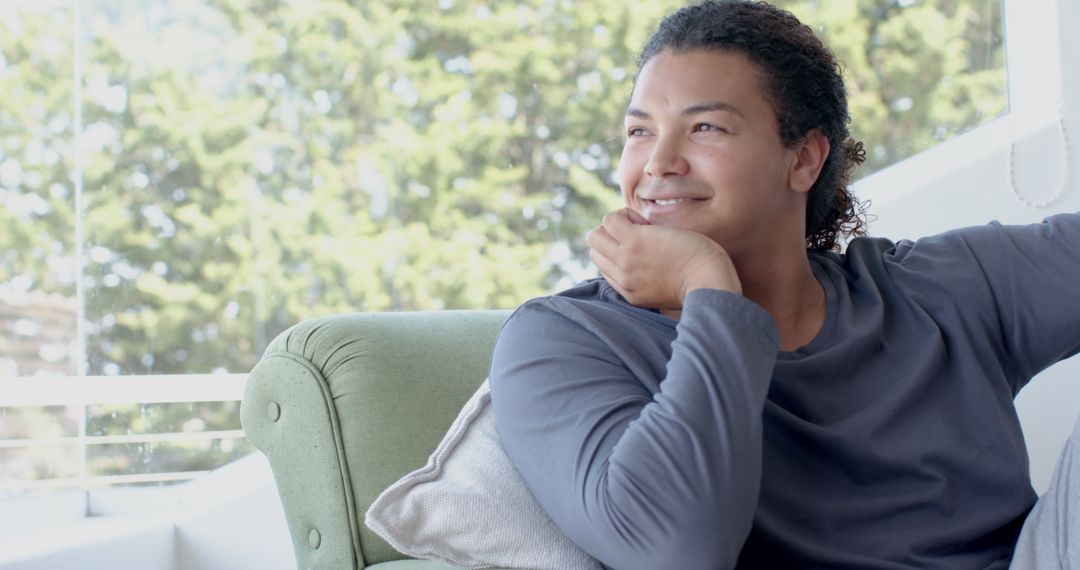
683 259 742 297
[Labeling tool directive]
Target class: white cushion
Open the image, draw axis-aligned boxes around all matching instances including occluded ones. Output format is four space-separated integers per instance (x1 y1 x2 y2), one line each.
365 379 602 570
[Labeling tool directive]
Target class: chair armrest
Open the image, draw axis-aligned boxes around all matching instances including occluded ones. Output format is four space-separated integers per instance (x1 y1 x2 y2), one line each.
242 310 510 569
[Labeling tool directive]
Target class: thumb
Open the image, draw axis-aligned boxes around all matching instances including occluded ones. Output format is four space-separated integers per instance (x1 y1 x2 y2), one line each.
626 208 650 225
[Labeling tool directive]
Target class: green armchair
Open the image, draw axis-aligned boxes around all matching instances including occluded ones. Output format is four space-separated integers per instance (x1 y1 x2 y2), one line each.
241 310 512 569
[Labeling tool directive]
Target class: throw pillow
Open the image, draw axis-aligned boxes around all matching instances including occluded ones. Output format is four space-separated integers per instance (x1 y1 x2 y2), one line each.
365 379 603 570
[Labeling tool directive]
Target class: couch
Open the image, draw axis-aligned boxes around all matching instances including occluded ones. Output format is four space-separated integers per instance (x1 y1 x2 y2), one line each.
241 310 512 570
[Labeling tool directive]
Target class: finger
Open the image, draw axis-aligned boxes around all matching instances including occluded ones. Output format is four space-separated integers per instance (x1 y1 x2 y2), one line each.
589 248 627 291
601 209 635 236
587 225 621 257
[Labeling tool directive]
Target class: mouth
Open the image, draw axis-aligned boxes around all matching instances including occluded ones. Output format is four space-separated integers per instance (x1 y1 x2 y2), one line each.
641 197 707 208
639 196 707 221
650 198 689 206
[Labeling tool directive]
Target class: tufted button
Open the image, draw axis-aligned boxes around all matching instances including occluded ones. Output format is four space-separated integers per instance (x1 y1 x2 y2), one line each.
309 528 322 549
267 401 281 422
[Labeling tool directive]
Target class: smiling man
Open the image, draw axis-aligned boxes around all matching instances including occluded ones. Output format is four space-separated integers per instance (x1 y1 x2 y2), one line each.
488 1 1080 569
596 46 833 345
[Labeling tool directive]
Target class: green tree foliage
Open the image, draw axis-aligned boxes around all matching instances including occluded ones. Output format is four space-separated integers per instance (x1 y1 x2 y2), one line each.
0 3 76 296
1 0 1004 485
4 0 1006 376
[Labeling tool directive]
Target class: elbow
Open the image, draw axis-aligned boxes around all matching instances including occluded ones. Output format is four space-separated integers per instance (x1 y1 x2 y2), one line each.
579 467 755 570
586 509 749 570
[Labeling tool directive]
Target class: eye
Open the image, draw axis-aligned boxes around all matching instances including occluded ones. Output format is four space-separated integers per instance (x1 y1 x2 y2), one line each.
693 123 728 134
626 126 650 137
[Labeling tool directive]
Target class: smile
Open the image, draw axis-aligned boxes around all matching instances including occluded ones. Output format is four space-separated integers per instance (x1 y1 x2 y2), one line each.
640 197 706 221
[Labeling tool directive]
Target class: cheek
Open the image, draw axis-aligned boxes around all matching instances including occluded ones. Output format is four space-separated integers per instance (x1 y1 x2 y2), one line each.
619 182 634 207
692 146 730 172
616 149 639 200
700 147 767 187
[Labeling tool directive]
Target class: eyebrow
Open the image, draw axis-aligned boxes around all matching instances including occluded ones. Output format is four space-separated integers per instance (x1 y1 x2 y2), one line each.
625 101 746 119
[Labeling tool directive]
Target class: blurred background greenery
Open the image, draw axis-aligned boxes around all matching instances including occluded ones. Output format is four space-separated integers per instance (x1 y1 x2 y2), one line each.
0 0 1004 492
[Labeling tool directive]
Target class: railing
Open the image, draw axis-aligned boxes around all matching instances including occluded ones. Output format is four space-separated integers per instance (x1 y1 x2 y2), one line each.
0 373 247 494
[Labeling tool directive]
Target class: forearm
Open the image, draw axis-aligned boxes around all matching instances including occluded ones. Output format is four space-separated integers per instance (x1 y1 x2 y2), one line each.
490 290 779 569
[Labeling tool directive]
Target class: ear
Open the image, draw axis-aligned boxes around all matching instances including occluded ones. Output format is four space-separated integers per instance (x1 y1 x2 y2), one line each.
788 129 830 194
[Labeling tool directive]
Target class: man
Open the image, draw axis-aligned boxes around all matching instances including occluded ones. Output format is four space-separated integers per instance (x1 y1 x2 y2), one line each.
488 1 1080 568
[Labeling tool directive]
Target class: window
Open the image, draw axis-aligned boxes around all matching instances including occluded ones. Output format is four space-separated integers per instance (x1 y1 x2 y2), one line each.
1 0 1007 499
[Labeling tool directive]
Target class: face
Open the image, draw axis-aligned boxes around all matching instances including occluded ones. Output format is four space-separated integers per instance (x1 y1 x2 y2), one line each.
618 49 810 257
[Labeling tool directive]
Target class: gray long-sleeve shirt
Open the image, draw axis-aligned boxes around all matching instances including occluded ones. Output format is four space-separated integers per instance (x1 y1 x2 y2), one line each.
488 213 1080 569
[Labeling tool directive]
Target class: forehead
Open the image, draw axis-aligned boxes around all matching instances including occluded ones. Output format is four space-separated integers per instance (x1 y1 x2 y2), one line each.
630 49 773 116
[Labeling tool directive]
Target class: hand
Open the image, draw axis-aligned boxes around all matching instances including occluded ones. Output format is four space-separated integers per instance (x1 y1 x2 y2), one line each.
587 208 742 310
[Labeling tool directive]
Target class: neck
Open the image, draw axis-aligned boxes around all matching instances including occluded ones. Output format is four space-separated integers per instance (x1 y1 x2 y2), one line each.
733 247 826 351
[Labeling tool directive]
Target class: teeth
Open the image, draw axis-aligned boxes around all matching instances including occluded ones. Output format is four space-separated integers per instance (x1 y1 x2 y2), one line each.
654 198 686 206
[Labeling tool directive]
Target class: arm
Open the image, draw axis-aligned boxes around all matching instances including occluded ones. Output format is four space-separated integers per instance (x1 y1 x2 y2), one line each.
489 290 779 570
889 212 1080 388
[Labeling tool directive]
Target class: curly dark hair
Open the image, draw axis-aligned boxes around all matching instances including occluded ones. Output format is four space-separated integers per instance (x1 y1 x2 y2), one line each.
637 0 868 251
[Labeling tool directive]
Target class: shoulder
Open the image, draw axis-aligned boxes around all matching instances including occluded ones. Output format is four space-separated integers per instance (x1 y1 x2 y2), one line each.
507 277 654 331
494 278 673 363
836 212 1080 273
806 224 998 301
810 214 1080 307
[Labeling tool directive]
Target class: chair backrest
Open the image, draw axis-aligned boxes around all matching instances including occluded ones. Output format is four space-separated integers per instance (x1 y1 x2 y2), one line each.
242 310 511 569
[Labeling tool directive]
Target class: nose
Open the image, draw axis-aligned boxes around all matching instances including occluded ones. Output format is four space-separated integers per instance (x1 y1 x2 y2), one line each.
644 134 689 178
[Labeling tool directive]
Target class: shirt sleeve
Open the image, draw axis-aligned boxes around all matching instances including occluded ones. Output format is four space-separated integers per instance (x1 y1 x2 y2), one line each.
889 212 1080 388
488 289 780 570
